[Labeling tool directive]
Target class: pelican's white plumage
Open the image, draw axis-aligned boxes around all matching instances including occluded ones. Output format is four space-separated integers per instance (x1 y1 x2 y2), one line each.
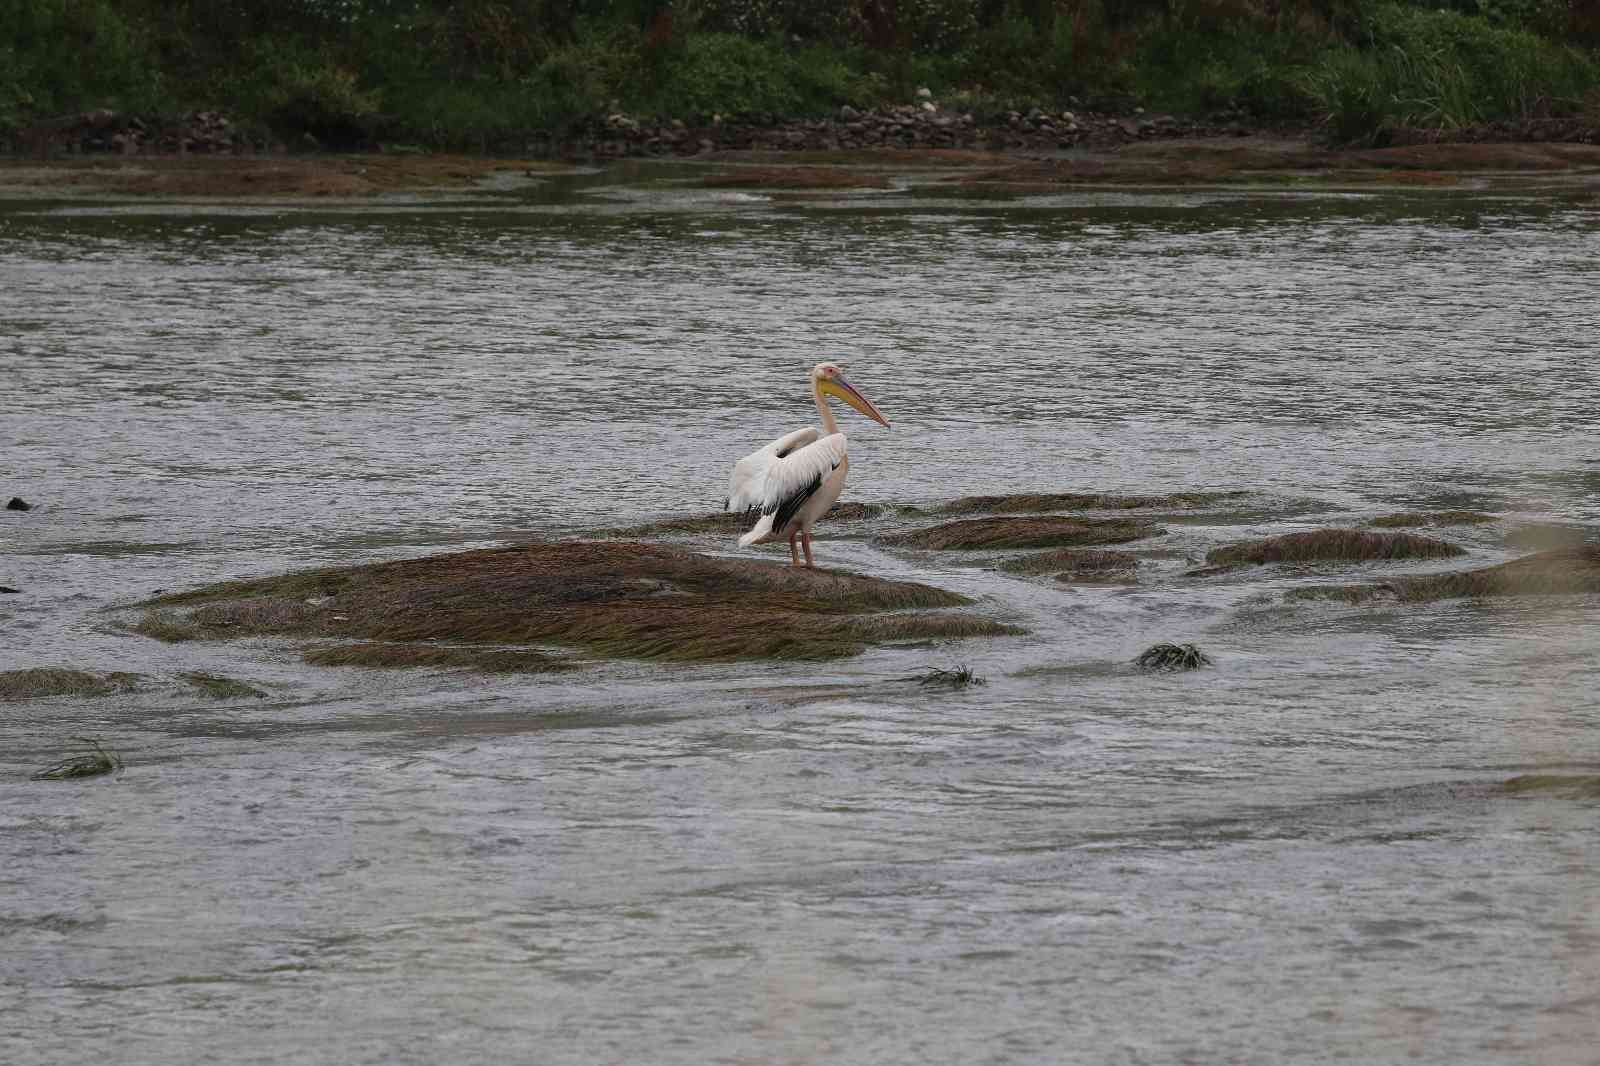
726 362 890 568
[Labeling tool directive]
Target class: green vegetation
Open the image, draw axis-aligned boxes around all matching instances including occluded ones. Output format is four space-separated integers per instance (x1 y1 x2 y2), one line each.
1135 642 1211 671
0 668 141 701
907 664 986 688
1205 528 1464 567
31 737 124 780
4 1 1598 149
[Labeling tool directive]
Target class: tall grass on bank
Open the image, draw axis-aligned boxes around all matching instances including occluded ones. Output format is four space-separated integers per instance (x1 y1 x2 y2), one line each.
1305 4 1600 142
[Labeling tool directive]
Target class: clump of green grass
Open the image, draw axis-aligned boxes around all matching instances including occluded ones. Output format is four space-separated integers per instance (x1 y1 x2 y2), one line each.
302 642 572 673
907 665 986 688
1135 642 1212 671
32 738 123 780
1501 774 1600 798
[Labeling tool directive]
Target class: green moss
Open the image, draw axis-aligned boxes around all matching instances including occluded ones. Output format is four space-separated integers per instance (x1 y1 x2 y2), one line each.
884 516 1162 551
31 737 123 780
0 668 140 701
1206 529 1464 567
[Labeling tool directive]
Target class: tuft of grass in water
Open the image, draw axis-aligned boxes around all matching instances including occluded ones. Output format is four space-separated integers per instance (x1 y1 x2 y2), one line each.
1370 510 1496 528
31 737 123 780
999 548 1139 577
1135 642 1212 671
884 517 1163 551
180 672 267 699
0 668 140 701
1206 528 1464 567
907 665 986 689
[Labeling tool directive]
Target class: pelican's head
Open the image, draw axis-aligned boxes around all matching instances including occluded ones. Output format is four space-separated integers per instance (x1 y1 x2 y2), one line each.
813 362 890 428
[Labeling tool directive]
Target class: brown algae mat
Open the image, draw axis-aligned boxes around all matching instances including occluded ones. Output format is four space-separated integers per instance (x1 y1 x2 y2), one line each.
1205 529 1464 568
0 668 141 701
1289 546 1600 605
1369 511 1497 528
884 516 1163 551
128 541 1015 666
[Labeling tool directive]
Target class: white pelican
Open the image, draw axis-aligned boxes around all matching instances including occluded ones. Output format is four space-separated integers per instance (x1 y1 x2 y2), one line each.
726 362 891 568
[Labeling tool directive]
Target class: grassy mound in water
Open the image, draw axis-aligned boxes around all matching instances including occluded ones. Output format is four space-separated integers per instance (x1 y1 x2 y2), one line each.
1501 775 1600 799
0 668 141 701
1370 511 1496 528
302 643 573 673
1290 547 1600 605
884 517 1162 551
998 548 1139 578
130 541 1015 665
936 491 1241 515
1206 529 1464 567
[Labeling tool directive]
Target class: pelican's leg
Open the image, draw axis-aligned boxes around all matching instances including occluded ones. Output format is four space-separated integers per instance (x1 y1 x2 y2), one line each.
788 528 802 567
801 530 816 569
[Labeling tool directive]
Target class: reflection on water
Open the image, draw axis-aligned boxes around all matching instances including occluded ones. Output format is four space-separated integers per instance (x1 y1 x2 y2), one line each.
2 174 1598 1065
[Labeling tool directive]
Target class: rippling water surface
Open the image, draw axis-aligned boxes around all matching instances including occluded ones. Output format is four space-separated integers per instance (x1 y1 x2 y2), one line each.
3 168 1599 1064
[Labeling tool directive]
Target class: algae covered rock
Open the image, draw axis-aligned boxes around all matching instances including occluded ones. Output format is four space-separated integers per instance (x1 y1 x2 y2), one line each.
1369 511 1495 529
131 541 1016 666
0 668 141 701
998 548 1139 579
1206 528 1464 567
937 490 1239 515
1289 547 1600 605
883 516 1162 551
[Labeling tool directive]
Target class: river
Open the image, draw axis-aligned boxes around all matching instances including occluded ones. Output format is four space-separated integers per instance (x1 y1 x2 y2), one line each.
3 163 1598 1064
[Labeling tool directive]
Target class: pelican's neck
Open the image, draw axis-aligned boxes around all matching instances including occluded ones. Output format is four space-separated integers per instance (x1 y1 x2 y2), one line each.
813 378 838 435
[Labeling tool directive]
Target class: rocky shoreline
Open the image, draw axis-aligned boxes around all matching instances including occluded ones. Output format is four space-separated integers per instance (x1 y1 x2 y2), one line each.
8 98 1600 164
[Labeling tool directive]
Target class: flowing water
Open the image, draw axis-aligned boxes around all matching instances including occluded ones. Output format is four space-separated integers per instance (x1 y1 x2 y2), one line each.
3 164 1599 1064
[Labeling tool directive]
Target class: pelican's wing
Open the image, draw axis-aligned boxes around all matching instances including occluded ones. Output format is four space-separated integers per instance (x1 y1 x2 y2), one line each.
736 433 849 547
726 426 820 513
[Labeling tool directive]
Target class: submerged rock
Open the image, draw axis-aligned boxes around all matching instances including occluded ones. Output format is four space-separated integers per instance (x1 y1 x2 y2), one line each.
1206 528 1464 567
884 516 1162 551
6 497 31 511
1501 774 1600 799
1289 547 1600 605
1369 511 1496 528
998 548 1139 579
129 540 1016 666
937 490 1240 515
0 668 141 701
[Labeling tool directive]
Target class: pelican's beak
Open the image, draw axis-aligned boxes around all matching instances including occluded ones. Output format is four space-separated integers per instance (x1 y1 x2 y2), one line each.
820 374 891 428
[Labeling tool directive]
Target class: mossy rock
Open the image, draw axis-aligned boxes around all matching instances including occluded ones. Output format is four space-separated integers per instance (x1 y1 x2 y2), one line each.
1288 547 1600 605
130 541 1016 665
998 548 1139 578
883 516 1162 551
936 491 1241 516
1369 511 1496 528
0 668 141 701
1206 529 1464 567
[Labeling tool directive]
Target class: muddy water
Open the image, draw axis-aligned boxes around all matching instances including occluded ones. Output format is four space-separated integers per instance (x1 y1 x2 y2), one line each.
3 168 1599 1064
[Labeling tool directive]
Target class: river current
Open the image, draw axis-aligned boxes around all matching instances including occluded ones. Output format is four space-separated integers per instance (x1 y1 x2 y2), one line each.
3 165 1598 1064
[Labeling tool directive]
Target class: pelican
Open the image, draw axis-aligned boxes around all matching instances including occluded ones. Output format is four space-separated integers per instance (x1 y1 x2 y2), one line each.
726 362 891 568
